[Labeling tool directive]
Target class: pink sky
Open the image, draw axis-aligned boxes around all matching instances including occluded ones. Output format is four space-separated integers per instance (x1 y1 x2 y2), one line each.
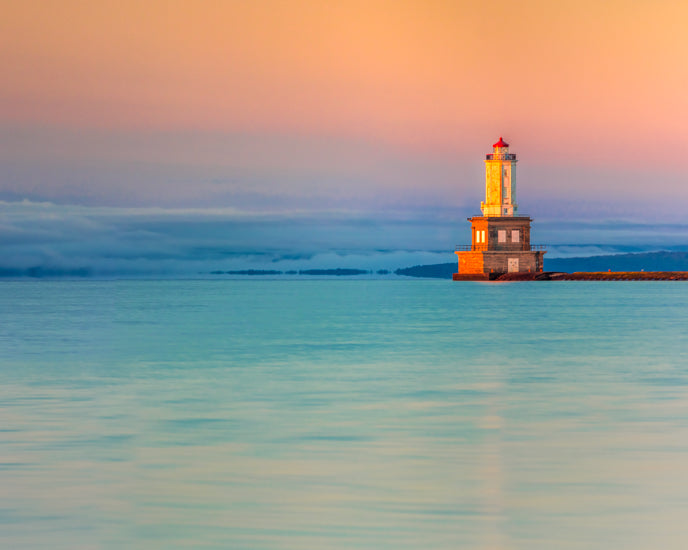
2 0 687 217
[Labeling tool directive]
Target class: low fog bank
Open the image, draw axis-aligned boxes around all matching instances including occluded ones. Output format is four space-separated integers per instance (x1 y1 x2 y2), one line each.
2 201 687 278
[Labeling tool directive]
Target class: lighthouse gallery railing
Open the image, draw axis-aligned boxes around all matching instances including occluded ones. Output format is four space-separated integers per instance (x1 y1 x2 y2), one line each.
485 153 517 160
455 244 547 252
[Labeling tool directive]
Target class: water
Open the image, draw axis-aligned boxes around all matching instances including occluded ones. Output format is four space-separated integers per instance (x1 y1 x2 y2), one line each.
1 279 687 549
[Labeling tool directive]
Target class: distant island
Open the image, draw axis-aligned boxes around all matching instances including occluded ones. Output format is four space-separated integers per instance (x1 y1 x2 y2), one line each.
210 268 371 276
210 269 283 275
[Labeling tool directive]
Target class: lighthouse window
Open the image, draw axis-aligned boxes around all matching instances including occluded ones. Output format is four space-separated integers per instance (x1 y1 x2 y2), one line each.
498 230 506 243
512 230 520 243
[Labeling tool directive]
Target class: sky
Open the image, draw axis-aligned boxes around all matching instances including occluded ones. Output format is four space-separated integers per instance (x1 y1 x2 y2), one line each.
1 0 687 274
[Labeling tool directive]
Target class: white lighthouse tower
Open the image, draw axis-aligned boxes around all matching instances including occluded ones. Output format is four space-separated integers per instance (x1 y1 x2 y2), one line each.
481 137 517 217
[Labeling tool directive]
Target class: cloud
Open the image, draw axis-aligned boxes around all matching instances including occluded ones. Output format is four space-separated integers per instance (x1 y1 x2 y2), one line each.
0 126 480 211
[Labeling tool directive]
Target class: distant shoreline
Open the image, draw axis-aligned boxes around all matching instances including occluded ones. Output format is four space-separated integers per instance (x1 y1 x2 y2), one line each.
209 268 384 276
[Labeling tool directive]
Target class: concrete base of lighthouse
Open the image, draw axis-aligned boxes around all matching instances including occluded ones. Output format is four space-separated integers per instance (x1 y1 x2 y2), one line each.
453 216 545 280
453 250 546 280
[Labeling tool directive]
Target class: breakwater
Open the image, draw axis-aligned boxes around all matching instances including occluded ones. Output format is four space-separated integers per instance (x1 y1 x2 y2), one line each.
496 271 688 281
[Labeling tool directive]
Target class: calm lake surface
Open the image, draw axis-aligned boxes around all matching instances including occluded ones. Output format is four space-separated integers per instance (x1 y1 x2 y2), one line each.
1 279 687 549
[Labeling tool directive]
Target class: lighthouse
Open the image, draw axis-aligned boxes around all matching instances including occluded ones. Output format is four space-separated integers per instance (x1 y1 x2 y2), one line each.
453 138 545 280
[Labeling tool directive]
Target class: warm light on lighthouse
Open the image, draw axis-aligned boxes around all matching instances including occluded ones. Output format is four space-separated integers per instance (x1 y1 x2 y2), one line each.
454 138 545 280
481 137 517 217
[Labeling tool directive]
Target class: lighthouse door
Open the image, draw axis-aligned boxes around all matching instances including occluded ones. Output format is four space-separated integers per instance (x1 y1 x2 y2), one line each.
508 258 519 273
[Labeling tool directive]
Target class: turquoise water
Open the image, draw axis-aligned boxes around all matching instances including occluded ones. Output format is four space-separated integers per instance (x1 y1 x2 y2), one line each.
1 280 688 549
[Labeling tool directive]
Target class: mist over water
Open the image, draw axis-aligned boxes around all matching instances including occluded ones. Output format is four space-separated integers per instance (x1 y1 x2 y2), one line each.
2 200 688 277
2 280 688 549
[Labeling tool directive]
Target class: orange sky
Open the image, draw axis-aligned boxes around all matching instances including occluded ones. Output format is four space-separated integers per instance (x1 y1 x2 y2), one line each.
1 0 687 210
